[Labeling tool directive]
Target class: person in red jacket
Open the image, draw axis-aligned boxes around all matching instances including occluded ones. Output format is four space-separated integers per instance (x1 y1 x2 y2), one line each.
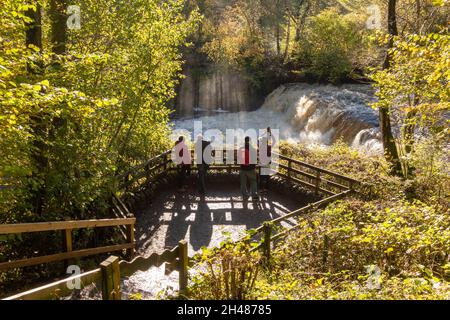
239 136 258 201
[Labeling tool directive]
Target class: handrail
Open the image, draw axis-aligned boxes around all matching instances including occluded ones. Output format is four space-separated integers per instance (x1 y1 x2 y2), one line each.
0 217 135 272
119 246 179 277
4 240 188 300
115 148 359 197
273 152 359 184
250 190 352 235
0 218 135 234
3 268 103 300
116 150 171 180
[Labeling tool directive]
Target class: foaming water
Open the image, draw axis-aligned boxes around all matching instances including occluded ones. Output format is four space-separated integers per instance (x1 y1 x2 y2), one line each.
173 83 383 154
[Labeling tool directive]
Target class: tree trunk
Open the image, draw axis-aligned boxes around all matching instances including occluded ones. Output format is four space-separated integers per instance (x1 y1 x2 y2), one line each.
383 0 398 69
402 111 417 155
403 94 419 154
379 107 402 174
25 3 47 215
294 24 300 42
25 3 42 73
49 0 68 54
276 24 281 56
283 17 291 62
380 0 402 176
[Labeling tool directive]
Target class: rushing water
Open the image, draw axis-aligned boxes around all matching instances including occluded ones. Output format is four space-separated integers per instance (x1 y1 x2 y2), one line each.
173 83 383 155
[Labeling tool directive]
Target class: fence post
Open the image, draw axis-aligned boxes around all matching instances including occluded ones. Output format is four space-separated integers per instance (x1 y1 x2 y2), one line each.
315 170 321 196
63 229 73 270
126 223 135 260
101 256 121 300
263 223 272 264
178 240 188 297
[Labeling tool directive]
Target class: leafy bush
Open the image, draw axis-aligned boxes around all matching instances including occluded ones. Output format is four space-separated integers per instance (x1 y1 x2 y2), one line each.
278 140 448 206
0 0 200 294
187 140 449 300
295 8 367 84
262 199 450 299
189 243 262 300
0 0 200 221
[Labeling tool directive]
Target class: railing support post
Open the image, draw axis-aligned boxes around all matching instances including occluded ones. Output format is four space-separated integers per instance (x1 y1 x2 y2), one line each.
349 180 354 193
178 240 188 298
315 171 321 196
101 256 121 300
126 223 135 260
63 228 73 270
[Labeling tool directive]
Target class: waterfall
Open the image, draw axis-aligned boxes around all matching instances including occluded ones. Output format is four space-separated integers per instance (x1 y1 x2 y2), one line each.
173 83 383 154
176 68 260 117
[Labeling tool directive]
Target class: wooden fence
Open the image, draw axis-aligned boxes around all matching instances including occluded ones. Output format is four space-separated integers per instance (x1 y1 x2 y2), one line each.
115 148 360 197
2 148 360 300
3 240 188 300
0 218 135 272
116 151 172 192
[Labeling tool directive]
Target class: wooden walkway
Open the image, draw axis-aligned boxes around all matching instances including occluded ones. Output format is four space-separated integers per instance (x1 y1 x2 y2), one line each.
133 175 309 257
1 149 360 300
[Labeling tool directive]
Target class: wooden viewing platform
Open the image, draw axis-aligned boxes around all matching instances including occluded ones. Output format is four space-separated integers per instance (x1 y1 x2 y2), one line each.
1 149 361 300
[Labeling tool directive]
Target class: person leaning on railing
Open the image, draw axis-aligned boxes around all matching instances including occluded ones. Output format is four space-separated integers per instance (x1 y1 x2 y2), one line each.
258 127 275 193
239 136 259 201
174 136 191 192
195 135 213 195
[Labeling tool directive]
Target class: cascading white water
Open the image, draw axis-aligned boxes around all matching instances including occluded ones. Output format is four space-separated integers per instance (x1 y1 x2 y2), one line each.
115 84 385 299
173 83 383 154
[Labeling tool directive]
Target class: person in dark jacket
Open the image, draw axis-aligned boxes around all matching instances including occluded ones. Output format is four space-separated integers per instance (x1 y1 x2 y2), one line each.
195 135 212 195
174 136 191 191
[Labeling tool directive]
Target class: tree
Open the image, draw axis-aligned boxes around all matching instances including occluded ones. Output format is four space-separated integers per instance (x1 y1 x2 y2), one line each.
49 0 68 54
379 0 402 176
25 1 42 72
295 7 364 83
24 2 49 215
1 0 201 220
371 31 449 178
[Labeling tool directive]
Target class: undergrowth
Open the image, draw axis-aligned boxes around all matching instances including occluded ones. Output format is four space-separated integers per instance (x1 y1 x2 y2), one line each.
187 141 450 300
